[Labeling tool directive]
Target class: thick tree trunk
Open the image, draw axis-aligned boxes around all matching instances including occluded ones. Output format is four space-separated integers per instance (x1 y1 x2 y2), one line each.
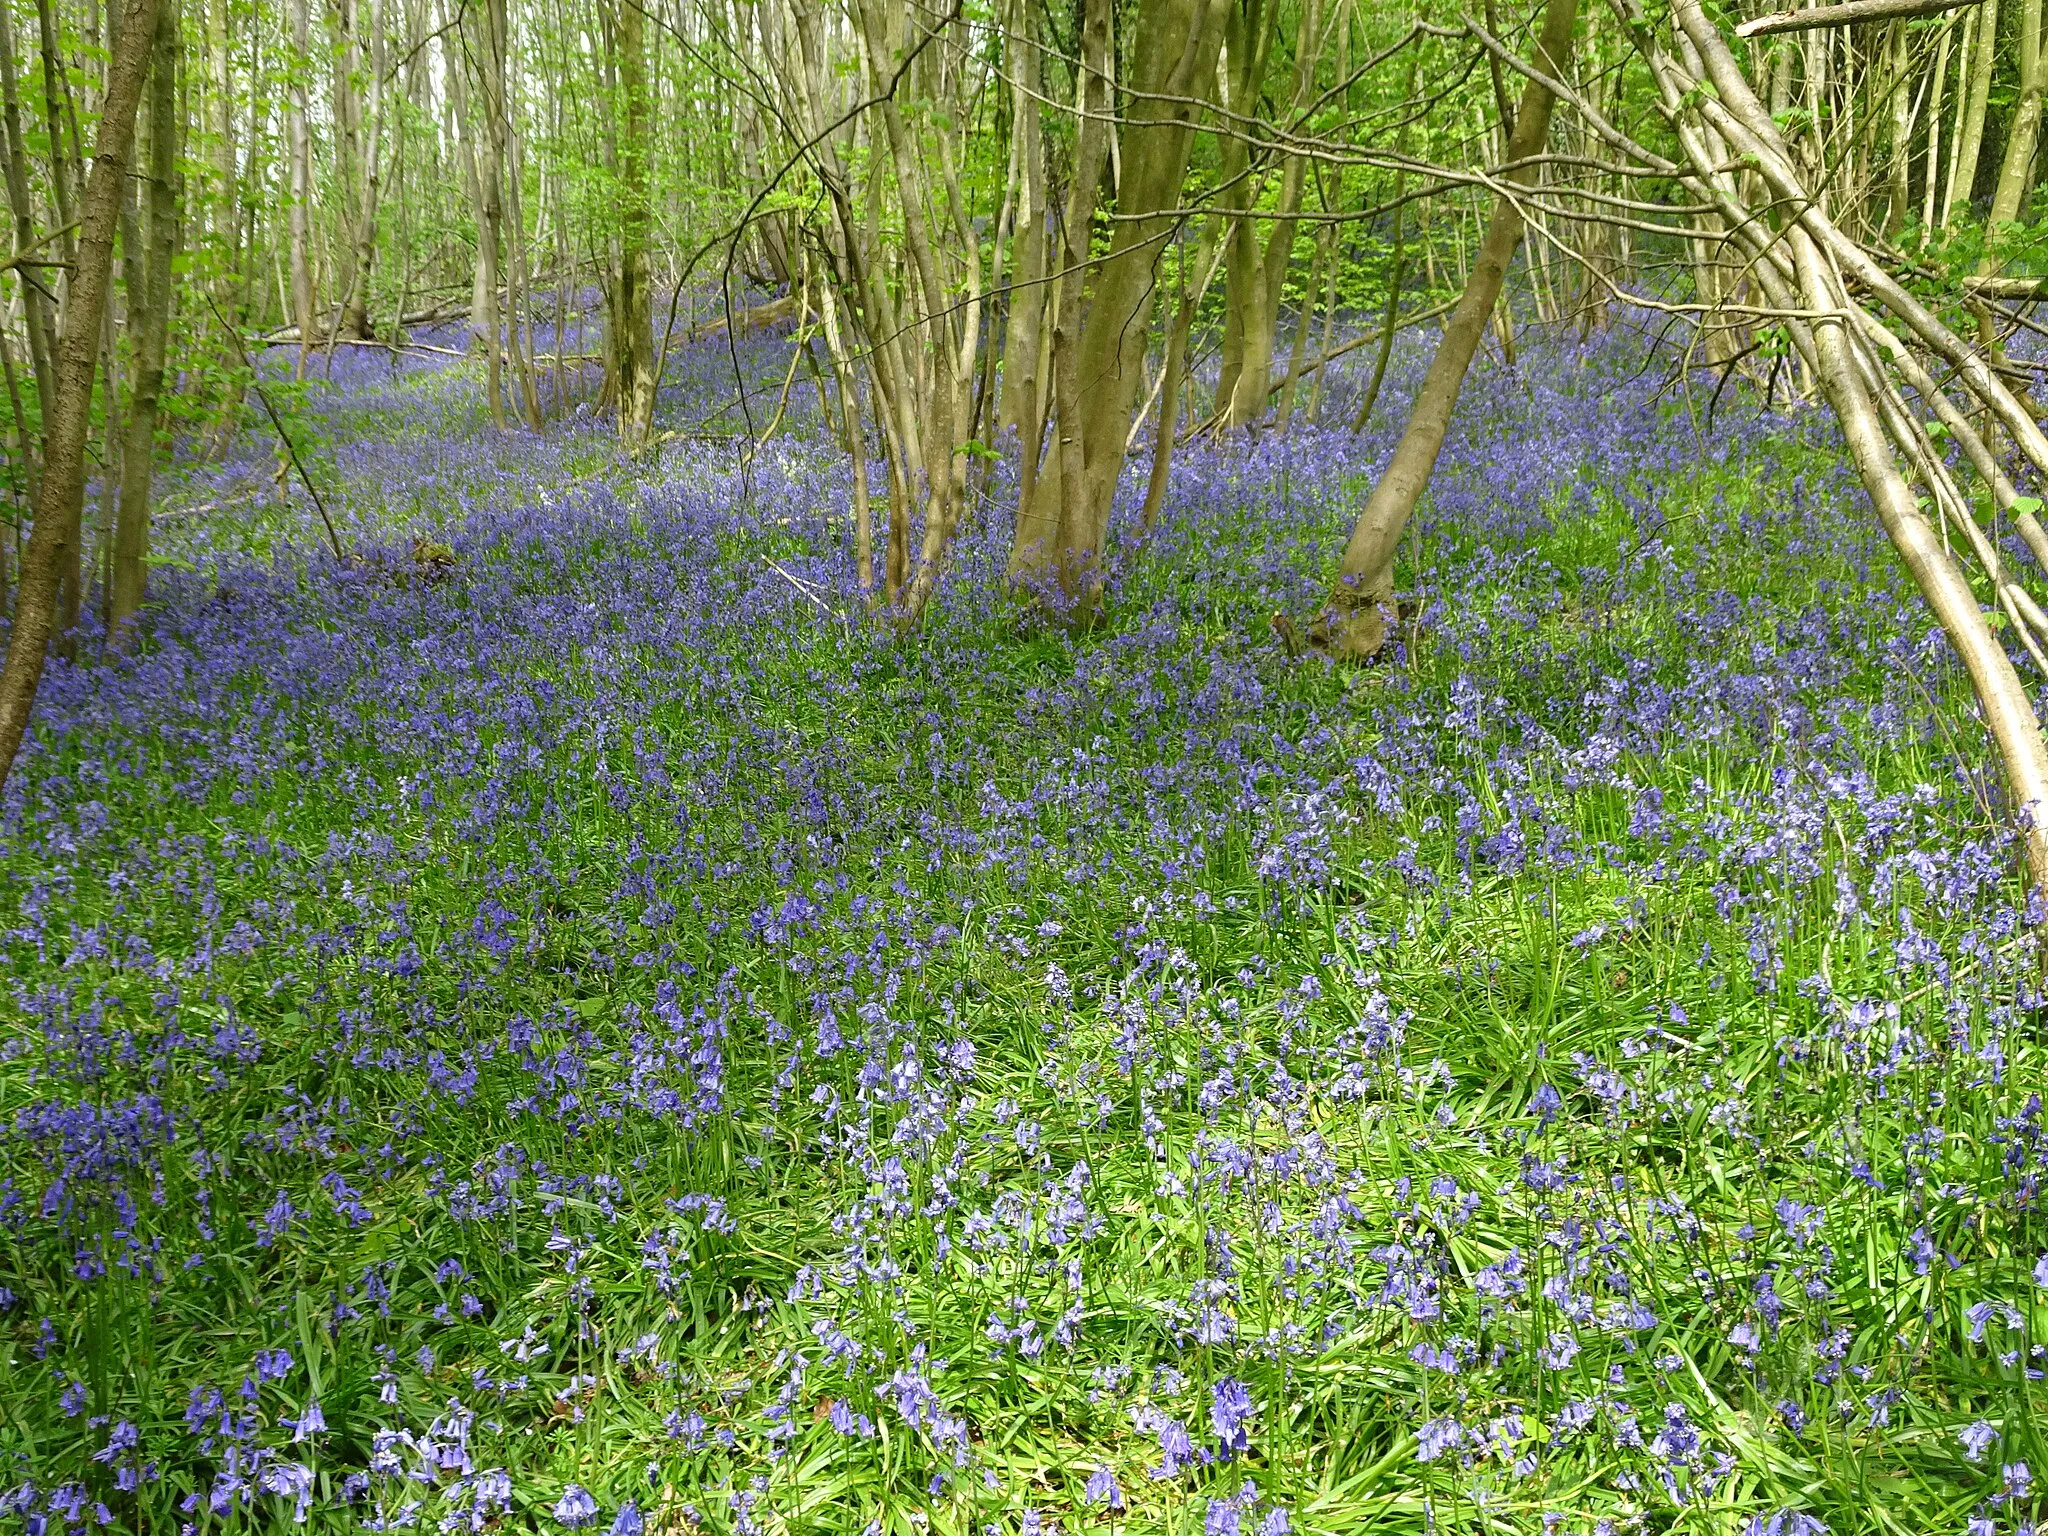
0 0 163 792
1310 0 1580 659
110 0 180 639
1010 0 1229 611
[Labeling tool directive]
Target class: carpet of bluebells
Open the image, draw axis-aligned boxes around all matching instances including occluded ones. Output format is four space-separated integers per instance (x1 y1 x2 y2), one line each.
3 308 2048 1536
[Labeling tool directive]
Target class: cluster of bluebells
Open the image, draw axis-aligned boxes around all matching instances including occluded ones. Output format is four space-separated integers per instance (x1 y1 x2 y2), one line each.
0 304 2044 1535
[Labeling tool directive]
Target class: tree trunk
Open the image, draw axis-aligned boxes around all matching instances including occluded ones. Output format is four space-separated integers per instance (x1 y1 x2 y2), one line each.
110 0 180 640
612 0 655 443
1224 0 1324 429
1140 219 1224 530
328 0 365 339
1921 14 1951 228
1987 0 2042 238
1939 8 1975 226
200 0 245 451
34 0 79 267
1884 21 1913 237
341 0 385 339
1010 0 1229 611
484 0 541 428
1310 0 1580 659
1351 180 1409 433
998 0 1045 453
1211 0 1277 421
0 0 163 792
446 0 504 426
0 0 57 472
1950 0 1998 218
288 0 317 372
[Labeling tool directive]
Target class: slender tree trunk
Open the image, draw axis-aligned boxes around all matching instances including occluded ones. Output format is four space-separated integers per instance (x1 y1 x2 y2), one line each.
0 303 32 544
485 0 541 428
111 0 179 639
1988 0 2043 237
328 0 364 339
1310 0 1580 659
1225 0 1323 429
0 0 57 463
1885 20 1912 237
288 0 316 372
1140 219 1223 531
201 0 244 450
1940 8 1976 226
999 0 1045 451
92 267 119 637
1951 0 1998 218
445 0 503 426
1921 15 1951 228
1351 181 1409 433
612 0 654 442
818 278 873 590
0 0 163 792
1276 223 1331 431
1212 0 1276 420
341 0 384 338
34 0 79 268
32 0 82 626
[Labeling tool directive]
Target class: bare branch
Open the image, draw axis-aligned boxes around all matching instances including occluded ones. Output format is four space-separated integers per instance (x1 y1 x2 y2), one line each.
1734 0 1984 39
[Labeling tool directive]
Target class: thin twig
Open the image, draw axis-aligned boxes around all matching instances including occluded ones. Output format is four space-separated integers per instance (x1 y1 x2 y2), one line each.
206 294 346 562
764 557 848 625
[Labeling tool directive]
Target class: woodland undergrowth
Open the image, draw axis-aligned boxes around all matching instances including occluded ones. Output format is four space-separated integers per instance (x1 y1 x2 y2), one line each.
2 315 2046 1536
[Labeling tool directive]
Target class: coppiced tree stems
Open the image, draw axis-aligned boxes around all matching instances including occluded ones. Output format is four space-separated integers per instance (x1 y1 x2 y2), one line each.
0 0 163 793
110 0 182 640
0 0 2042 885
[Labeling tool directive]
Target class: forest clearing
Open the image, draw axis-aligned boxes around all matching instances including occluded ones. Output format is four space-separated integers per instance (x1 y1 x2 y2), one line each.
1 0 2047 1530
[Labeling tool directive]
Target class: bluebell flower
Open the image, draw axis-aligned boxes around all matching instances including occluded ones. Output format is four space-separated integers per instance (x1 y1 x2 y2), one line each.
1210 1377 1255 1456
554 1485 599 1529
1083 1466 1123 1510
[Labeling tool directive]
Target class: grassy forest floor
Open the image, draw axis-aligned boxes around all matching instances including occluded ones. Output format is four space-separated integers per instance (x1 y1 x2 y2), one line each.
3 312 2047 1536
